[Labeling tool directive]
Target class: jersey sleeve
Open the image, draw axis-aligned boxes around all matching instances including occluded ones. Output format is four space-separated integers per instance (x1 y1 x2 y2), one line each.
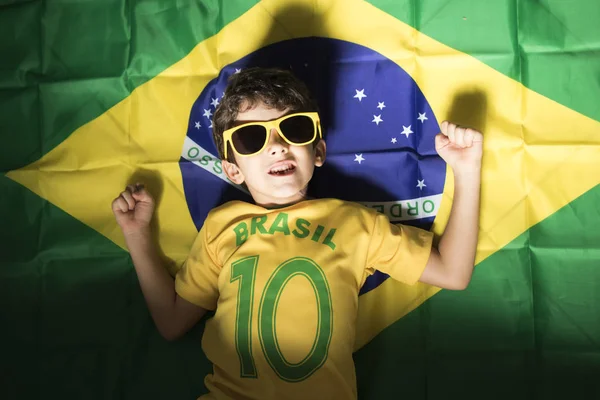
175 225 221 310
366 212 434 285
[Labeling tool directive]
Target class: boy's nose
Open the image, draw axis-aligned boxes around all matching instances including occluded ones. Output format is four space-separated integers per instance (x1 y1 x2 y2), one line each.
266 128 289 155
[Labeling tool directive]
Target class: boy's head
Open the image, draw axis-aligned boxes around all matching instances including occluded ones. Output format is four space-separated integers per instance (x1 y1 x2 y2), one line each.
213 68 326 208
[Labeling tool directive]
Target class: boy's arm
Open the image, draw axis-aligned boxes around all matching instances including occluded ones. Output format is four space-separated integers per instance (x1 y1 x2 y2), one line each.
418 121 483 290
125 230 207 340
113 184 206 341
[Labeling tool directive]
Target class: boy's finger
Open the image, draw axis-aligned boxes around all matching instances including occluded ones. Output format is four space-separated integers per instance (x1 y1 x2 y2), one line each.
447 123 457 144
131 191 146 202
464 128 474 147
119 199 129 213
440 121 449 136
467 128 483 143
435 133 450 149
112 197 129 213
454 127 466 148
120 191 135 210
131 187 154 204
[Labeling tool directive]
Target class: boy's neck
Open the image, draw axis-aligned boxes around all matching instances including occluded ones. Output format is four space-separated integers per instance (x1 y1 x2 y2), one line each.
251 189 309 210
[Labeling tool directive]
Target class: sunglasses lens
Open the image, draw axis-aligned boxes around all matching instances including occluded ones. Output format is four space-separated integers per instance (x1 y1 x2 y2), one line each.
231 125 268 155
280 115 316 144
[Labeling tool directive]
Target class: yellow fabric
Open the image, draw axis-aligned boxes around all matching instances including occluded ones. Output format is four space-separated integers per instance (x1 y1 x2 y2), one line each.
176 198 433 400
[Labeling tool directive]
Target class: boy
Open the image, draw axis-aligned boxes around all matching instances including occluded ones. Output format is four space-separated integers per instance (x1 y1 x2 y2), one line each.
112 68 482 399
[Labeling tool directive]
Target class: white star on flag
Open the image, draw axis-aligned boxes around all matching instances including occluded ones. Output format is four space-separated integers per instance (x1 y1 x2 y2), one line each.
377 102 386 110
209 121 213 129
354 154 365 164
210 97 220 108
354 89 367 102
417 112 428 123
194 121 201 129
391 137 397 144
203 108 213 119
416 179 426 190
235 68 242 73
401 125 413 138
372 114 383 125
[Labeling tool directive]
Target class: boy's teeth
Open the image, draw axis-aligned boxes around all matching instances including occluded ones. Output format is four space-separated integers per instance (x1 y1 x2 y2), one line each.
271 164 293 173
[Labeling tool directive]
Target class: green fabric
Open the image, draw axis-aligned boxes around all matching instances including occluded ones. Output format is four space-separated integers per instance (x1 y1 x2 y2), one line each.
0 174 210 398
0 0 259 171
355 184 600 399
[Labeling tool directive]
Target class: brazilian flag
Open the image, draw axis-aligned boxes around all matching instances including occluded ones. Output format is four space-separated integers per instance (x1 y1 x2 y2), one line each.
2 0 599 399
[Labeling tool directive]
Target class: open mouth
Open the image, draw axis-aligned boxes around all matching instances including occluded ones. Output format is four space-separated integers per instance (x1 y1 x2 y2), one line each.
268 164 296 176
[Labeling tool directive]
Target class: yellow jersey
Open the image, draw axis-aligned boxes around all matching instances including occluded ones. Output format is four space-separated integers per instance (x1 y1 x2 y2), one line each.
175 198 433 400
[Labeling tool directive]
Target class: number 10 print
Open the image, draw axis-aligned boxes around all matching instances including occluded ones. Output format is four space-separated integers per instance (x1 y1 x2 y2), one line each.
230 256 333 382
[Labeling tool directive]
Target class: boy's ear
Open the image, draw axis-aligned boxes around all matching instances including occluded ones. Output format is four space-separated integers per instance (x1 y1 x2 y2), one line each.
222 160 246 184
314 140 326 167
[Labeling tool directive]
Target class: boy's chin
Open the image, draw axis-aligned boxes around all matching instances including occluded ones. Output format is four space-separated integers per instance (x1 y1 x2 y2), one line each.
247 177 309 203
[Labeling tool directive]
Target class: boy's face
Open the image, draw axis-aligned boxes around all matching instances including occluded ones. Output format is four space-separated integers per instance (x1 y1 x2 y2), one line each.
222 102 326 208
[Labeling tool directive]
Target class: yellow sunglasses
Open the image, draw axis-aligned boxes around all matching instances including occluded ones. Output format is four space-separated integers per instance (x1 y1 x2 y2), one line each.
223 112 322 158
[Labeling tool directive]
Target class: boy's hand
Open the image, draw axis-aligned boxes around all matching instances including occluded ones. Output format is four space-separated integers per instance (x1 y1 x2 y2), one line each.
112 183 155 236
435 121 483 173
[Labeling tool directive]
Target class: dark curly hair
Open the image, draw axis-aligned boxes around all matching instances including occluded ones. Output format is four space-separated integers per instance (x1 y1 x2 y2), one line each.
212 67 319 164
